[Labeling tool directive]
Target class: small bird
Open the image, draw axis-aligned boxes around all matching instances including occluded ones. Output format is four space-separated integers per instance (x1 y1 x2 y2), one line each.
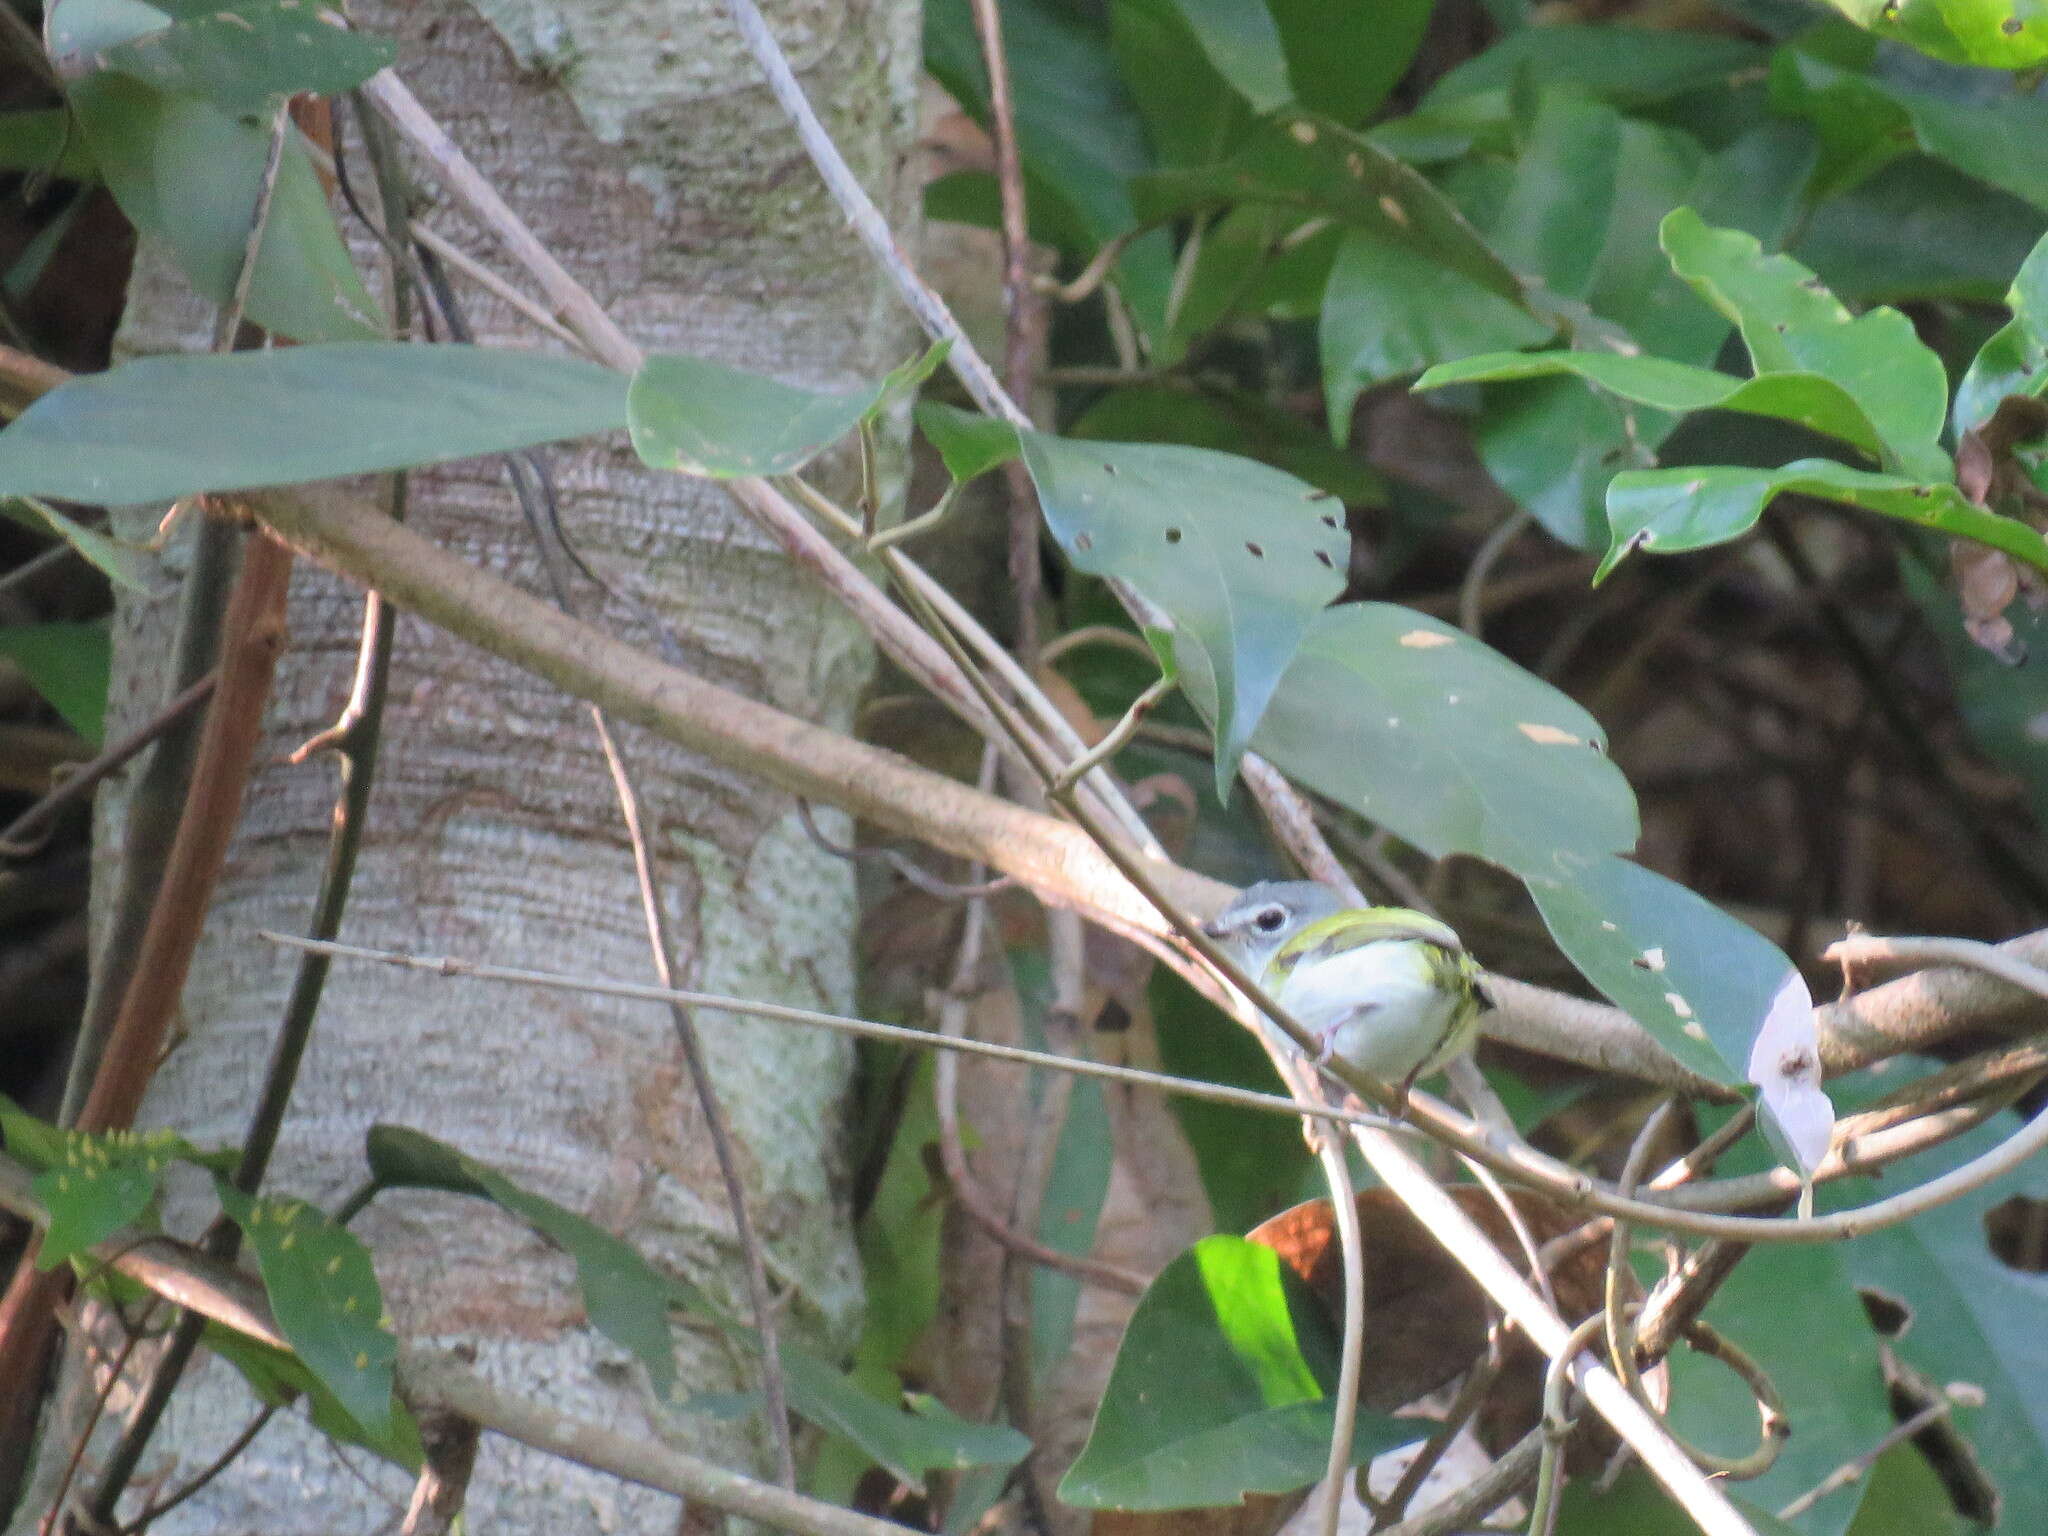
1201 880 1485 1096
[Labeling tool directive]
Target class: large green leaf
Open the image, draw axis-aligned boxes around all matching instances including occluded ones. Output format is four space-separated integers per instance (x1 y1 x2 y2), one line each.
99 0 397 119
926 0 1175 342
1660 208 1951 481
204 1324 423 1468
1015 430 1348 792
627 343 943 479
1267 0 1429 123
1793 155 2046 307
1250 604 1639 880
1059 1235 1417 1509
1841 1109 2048 1533
67 71 379 344
1833 0 2048 68
1956 227 2048 436
1422 24 1763 108
215 1181 395 1439
1474 372 1653 549
1134 113 1531 309
1319 227 1554 437
1420 350 1889 463
1158 0 1291 112
0 620 109 742
1599 460 2048 583
0 342 629 504
1526 854 1803 1088
1664 1242 1890 1534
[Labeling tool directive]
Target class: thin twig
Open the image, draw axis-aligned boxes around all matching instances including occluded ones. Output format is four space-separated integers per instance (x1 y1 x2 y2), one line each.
1458 509 1531 640
1774 1397 1954 1522
258 931 1397 1134
1376 1425 1543 1536
0 672 217 857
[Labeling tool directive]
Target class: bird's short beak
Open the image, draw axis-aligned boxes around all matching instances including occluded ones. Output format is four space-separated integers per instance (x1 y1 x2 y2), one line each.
1199 918 1227 939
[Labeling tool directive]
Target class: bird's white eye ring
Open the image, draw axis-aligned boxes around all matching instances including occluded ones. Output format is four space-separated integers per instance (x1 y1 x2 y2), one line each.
1253 905 1287 933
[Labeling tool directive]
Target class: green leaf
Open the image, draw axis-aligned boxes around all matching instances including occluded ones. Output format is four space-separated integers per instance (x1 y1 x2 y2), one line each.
204 1324 423 1468
0 342 630 504
1059 1235 1418 1509
1422 25 1763 109
1067 383 1387 505
34 1149 156 1269
1 500 159 592
1845 0 2048 69
1251 604 1639 882
779 1349 1029 1491
1956 226 2048 436
1014 432 1346 792
1419 350 1889 463
0 620 109 742
215 1181 395 1439
1599 460 2048 583
914 399 1021 485
1664 1243 1890 1535
0 109 100 180
364 1125 694 1401
1319 226 1554 436
1901 89 2048 213
1843 1444 1983 1536
1134 112 1531 309
1793 155 2047 308
926 0 1175 342
1110 0 1253 171
1158 0 1291 112
68 72 380 343
628 342 944 479
100 1 398 120
1558 1466 1807 1535
1660 207 1950 480
1841 1109 2048 1534
1525 854 1798 1086
1267 0 1429 123
1474 372 1653 549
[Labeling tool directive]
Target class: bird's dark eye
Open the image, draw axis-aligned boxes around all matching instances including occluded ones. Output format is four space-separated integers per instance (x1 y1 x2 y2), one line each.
1254 905 1287 933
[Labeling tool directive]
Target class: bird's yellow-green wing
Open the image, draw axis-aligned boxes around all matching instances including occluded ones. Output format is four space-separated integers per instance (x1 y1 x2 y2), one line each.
1270 906 1463 978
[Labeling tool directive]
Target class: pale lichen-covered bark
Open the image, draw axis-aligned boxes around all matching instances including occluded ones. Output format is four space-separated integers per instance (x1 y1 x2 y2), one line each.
41 3 918 1530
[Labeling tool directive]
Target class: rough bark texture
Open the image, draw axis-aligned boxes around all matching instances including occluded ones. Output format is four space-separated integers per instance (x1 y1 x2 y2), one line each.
44 2 918 1530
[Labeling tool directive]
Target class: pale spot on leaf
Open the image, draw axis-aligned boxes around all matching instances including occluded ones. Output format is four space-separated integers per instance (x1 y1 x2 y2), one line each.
1290 121 1318 144
1399 629 1454 649
1665 991 1693 1018
1517 722 1583 746
1682 1021 1706 1040
1640 947 1666 971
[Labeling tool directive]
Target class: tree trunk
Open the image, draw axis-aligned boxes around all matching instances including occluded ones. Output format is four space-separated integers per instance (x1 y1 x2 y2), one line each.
33 2 917 1529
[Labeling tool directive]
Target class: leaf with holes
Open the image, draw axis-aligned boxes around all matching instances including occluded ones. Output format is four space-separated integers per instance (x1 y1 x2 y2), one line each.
1250 604 1638 881
1014 431 1347 794
1133 112 1530 309
0 343 631 505
215 1182 396 1439
1839 1104 2048 1534
629 342 946 478
1599 461 2048 584
1659 208 1951 481
1526 854 1802 1088
1060 1235 1418 1509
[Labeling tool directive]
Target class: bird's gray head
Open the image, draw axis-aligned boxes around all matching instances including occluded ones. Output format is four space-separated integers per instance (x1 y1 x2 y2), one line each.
1200 880 1345 976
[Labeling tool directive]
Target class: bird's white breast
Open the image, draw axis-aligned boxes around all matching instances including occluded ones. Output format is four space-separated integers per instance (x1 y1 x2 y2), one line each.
1272 940 1456 1081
